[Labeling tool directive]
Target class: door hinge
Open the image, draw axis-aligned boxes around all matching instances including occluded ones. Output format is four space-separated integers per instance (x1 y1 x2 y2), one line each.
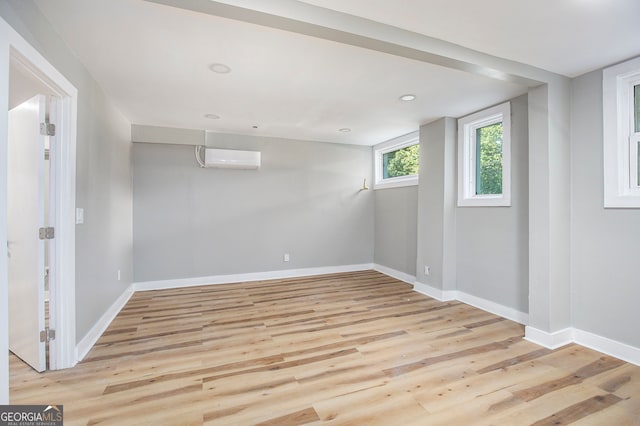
40 122 56 136
39 227 55 240
40 328 56 342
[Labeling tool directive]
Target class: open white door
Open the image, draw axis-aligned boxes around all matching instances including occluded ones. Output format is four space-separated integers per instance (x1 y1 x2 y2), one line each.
7 94 47 372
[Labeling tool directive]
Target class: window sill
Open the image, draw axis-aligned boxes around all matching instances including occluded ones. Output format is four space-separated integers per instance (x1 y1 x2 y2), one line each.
374 176 418 190
457 194 511 207
604 193 640 209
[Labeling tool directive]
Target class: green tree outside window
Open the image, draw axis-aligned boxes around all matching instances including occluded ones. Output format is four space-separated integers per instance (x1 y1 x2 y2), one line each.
383 144 419 179
475 123 503 195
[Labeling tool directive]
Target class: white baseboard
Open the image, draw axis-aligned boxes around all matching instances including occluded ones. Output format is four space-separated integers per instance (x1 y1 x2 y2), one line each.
574 329 640 366
373 264 415 285
456 291 529 325
413 276 639 365
524 326 640 366
412 280 456 301
524 326 574 349
411 282 528 325
134 263 374 292
76 284 135 361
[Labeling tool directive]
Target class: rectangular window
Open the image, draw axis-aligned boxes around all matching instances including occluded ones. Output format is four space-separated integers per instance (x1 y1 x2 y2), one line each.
374 131 419 189
458 102 511 206
475 123 503 195
603 56 640 207
382 144 419 179
635 84 640 133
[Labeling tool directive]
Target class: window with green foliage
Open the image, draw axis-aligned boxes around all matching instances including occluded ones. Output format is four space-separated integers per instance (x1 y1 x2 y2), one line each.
374 132 419 189
458 102 511 206
383 144 419 179
475 123 503 195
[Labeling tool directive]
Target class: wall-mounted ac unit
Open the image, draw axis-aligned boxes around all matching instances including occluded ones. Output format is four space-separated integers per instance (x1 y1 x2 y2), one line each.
204 148 261 169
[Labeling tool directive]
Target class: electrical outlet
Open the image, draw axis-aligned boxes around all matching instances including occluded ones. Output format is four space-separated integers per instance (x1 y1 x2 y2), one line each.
424 266 430 275
284 253 290 262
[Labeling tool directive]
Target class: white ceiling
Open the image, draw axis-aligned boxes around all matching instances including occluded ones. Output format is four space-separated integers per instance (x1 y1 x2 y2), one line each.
299 0 640 78
33 0 640 146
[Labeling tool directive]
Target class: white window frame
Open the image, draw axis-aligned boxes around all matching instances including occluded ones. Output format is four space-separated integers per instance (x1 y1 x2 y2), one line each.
457 102 511 207
373 131 419 190
603 56 640 208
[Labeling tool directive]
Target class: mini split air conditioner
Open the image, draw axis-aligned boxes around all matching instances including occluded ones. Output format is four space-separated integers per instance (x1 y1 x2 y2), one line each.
204 148 261 169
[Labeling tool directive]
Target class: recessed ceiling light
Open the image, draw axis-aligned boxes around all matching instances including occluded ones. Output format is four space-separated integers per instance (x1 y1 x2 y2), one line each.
399 94 416 101
339 128 351 133
209 63 231 74
204 114 220 119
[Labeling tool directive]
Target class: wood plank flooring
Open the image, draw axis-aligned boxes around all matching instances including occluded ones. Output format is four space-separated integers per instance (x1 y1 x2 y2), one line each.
9 270 640 425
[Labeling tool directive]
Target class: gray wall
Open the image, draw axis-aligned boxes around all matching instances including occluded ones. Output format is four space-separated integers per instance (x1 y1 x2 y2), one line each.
409 98 529 317
571 69 640 348
132 134 374 282
0 1 133 342
374 186 417 276
415 117 457 290
527 80 572 334
456 94 529 313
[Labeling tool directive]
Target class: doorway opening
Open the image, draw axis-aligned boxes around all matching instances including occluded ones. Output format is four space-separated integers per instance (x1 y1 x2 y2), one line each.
5 47 77 375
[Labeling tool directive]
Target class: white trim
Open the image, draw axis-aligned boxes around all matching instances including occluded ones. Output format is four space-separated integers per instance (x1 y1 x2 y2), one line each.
412 281 456 301
456 291 528 325
134 263 374 291
524 326 640 367
374 176 419 190
76 285 134 362
373 131 419 190
9 47 78 372
373 264 415 285
47 92 77 370
603 56 640 208
574 328 640 367
0 25 10 406
411 281 528 325
411 275 640 365
524 326 574 349
0 16 78 399
457 102 511 207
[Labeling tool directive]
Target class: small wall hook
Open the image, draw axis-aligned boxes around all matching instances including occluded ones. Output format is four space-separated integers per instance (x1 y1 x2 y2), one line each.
362 178 369 190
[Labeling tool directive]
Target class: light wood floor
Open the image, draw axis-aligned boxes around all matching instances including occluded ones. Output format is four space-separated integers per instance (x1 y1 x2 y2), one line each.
9 271 640 425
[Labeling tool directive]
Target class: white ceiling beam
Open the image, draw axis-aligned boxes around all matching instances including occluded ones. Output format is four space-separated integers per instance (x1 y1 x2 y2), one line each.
145 0 566 88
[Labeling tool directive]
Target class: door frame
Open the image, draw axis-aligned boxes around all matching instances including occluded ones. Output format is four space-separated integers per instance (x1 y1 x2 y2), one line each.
1 16 77 402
